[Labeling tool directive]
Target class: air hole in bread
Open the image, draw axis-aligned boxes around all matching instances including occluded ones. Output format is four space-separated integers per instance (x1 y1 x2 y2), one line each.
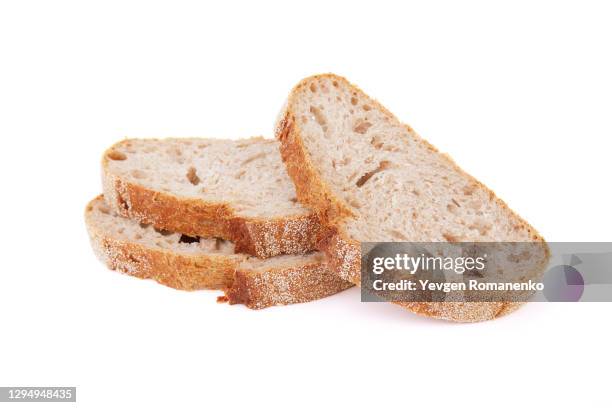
469 221 492 236
347 197 362 209
332 80 338 87
446 198 461 214
389 230 408 240
186 167 200 185
507 251 532 263
309 106 327 130
362 104 371 111
98 204 110 214
242 152 266 165
350 97 358 105
468 200 482 210
235 169 246 180
370 135 383 149
463 184 476 196
154 227 172 236
139 222 150 229
309 83 317 92
442 232 460 242
353 121 373 134
235 141 252 148
117 195 130 212
179 234 200 244
166 147 183 162
332 157 351 169
134 234 142 240
412 189 420 196
356 161 391 187
107 150 127 161
131 169 147 179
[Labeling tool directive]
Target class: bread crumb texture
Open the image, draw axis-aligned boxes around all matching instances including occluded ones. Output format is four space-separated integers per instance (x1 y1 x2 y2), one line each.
101 137 321 258
276 73 549 322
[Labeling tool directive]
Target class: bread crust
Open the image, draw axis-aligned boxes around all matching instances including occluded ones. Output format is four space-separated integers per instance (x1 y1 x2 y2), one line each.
276 73 549 322
102 144 321 259
86 196 351 309
226 262 353 310
276 116 354 224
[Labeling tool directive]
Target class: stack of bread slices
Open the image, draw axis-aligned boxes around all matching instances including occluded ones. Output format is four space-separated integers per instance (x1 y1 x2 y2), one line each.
86 137 352 309
86 73 548 321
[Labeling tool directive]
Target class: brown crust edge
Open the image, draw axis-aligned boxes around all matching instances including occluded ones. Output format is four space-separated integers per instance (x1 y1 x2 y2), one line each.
276 73 551 322
224 261 354 310
277 115 354 224
101 141 321 259
85 195 349 309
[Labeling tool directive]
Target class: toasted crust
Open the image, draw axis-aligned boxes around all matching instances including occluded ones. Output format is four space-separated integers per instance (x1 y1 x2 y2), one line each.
275 116 353 225
102 144 321 259
86 196 350 309
276 73 549 322
226 262 353 310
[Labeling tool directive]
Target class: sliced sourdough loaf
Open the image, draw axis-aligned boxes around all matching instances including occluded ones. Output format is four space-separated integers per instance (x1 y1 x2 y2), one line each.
102 137 320 258
276 73 549 322
85 195 352 309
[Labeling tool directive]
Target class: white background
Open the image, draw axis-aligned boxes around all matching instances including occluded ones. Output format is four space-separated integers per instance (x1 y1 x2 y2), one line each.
1 1 610 407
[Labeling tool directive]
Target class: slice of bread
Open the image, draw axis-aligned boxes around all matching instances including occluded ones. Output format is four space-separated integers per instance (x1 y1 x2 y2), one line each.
85 196 352 309
276 74 549 322
102 137 320 258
